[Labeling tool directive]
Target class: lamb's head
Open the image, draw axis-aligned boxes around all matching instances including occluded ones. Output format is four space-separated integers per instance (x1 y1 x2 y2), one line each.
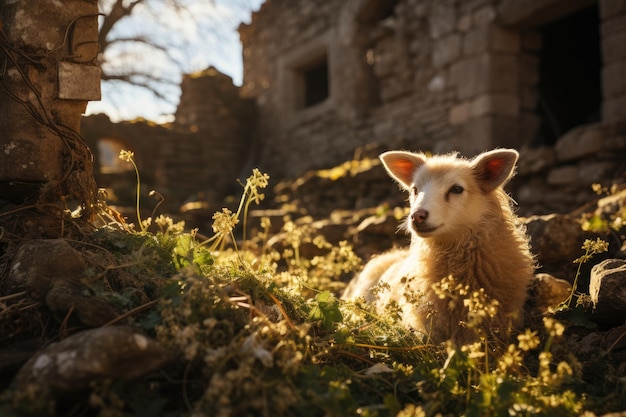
380 149 519 240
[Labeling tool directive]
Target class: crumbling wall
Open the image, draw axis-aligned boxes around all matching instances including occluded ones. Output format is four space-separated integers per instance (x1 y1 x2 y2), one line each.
239 0 626 214
82 68 254 216
238 0 532 177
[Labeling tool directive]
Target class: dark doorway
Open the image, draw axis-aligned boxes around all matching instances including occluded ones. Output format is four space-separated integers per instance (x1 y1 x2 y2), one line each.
536 5 601 145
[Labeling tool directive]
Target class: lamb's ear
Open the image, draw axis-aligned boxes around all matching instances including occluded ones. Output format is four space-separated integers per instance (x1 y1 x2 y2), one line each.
379 151 427 189
471 149 519 192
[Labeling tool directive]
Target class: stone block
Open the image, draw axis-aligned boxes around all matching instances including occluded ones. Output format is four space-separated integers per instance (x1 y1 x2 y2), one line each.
457 13 472 32
602 62 626 98
523 213 588 278
489 54 518 94
518 146 556 176
470 94 520 117
432 33 461 68
590 259 626 325
58 62 101 100
458 116 496 152
429 3 456 39
492 26 520 52
463 26 489 56
473 5 496 26
600 0 626 19
449 54 490 99
601 13 626 37
547 165 579 185
449 101 470 125
605 134 626 149
555 124 606 161
529 273 572 315
603 95 626 123
602 31 626 64
578 161 619 184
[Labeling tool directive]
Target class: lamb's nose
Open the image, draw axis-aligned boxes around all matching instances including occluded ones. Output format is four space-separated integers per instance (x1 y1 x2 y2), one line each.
411 209 429 225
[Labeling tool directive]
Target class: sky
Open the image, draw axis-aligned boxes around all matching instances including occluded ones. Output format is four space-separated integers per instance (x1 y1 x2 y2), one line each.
86 0 265 123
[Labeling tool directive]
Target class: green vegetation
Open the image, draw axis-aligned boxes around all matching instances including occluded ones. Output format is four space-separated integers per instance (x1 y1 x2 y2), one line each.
2 154 625 417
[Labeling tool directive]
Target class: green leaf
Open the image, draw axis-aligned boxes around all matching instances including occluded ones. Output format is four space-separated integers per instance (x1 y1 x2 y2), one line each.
307 291 343 329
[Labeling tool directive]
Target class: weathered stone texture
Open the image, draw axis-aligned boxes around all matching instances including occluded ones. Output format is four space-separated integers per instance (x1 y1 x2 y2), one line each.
83 0 626 218
235 0 625 216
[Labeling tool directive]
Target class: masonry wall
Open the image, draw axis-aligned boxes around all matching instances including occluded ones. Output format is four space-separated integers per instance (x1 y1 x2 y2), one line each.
238 0 626 167
239 0 530 178
82 0 626 219
82 69 254 217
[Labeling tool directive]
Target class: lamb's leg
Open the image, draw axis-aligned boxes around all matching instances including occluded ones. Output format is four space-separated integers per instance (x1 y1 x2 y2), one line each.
342 249 407 302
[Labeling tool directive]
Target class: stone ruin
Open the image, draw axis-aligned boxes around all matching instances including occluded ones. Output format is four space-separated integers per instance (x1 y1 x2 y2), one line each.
82 0 626 220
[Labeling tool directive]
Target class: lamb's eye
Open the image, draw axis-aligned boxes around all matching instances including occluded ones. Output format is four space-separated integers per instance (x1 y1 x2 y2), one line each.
448 184 464 195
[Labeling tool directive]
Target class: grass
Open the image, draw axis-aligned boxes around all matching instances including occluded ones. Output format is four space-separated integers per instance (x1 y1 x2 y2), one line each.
1 156 625 417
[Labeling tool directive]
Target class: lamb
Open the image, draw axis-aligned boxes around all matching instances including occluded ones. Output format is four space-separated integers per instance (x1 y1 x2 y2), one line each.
342 149 535 345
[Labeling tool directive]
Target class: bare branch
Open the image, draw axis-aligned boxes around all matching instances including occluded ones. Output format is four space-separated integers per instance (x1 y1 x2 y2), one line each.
98 0 143 52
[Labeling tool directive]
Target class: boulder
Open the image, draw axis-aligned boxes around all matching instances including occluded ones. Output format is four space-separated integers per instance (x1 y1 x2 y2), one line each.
5 239 118 327
12 326 169 401
528 273 572 316
523 214 588 280
589 259 626 326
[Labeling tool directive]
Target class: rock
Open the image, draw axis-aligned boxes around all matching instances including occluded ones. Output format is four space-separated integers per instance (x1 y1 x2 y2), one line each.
528 273 572 315
5 239 118 327
517 146 556 176
554 123 606 162
523 214 588 280
601 323 626 352
595 189 626 220
546 165 578 186
12 326 169 400
5 239 86 296
589 259 626 326
579 332 602 355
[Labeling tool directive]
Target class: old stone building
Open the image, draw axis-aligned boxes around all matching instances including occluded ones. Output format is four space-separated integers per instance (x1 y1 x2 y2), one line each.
82 69 254 215
83 0 626 217
239 0 624 171
237 0 626 214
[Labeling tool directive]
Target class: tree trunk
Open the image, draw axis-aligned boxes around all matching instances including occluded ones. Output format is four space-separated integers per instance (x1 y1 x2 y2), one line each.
0 0 100 238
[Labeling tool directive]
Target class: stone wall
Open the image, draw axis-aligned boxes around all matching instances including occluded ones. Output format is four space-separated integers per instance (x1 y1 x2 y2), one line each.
81 69 254 217
237 0 626 215
81 0 626 219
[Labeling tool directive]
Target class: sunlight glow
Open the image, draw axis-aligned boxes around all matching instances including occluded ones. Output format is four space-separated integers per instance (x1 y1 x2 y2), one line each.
86 0 264 122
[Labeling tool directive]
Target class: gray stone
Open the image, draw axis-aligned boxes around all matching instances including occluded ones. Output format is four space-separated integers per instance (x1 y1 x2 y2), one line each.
604 96 626 123
578 161 618 185
429 2 456 39
6 239 118 327
12 326 169 398
463 26 490 56
603 61 626 99
601 323 626 351
590 259 626 325
547 165 579 185
432 33 461 68
602 31 626 64
554 124 604 162
517 146 556 176
524 214 588 279
529 273 572 315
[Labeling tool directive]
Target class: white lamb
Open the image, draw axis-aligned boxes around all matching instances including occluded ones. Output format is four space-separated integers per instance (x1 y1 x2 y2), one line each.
343 149 535 345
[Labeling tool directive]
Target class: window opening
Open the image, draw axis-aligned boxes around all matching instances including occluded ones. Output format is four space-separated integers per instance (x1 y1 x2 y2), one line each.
97 138 134 174
301 57 329 108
